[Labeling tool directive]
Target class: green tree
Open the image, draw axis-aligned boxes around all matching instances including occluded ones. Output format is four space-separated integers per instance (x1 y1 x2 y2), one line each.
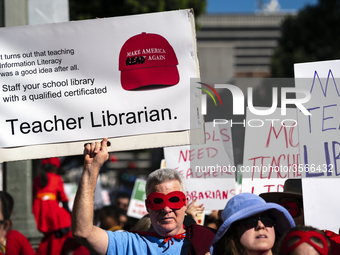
271 0 340 77
69 0 206 21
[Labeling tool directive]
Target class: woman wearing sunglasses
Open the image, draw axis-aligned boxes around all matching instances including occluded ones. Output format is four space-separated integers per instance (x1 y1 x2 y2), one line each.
209 193 295 255
279 226 331 255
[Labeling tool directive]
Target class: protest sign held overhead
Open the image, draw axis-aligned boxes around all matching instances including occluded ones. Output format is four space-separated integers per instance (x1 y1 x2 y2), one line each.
295 60 340 178
0 9 204 162
164 122 236 210
294 60 340 233
242 107 301 195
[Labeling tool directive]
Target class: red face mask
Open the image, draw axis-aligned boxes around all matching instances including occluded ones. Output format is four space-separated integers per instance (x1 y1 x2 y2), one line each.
281 230 329 255
146 191 186 211
281 201 301 218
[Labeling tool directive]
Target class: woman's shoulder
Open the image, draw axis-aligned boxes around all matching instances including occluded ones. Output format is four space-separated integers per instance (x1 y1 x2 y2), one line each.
46 172 62 179
7 229 28 241
6 230 35 254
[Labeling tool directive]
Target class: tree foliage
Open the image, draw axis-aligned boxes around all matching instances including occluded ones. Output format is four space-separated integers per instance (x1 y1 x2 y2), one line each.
271 0 340 77
69 0 206 21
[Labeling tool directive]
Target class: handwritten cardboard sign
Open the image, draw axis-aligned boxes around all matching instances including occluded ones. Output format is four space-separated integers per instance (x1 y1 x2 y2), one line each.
242 107 301 195
164 122 236 210
294 60 340 232
0 10 204 162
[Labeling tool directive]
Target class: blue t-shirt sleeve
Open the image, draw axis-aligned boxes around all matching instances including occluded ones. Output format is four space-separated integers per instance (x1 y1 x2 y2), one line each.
105 230 189 255
106 231 128 255
106 230 148 255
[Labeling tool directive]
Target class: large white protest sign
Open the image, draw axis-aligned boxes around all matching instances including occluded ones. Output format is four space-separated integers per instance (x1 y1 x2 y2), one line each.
242 107 301 195
294 60 340 232
164 122 236 210
295 60 340 178
0 10 204 162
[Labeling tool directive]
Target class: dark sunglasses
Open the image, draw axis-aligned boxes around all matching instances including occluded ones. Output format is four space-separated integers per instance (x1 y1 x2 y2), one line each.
281 202 301 218
146 191 186 211
239 216 276 229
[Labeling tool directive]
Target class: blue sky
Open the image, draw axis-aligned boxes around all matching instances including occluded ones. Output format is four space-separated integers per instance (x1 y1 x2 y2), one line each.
207 0 318 13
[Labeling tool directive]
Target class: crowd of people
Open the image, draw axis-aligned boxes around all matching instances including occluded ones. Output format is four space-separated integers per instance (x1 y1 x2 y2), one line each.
1 138 340 254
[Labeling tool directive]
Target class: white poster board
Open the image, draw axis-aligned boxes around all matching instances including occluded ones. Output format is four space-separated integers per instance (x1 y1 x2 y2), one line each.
127 179 148 219
295 60 340 232
0 9 204 162
164 122 236 210
242 107 301 195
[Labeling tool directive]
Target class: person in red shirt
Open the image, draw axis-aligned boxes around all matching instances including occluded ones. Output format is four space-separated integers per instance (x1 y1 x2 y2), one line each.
33 157 72 255
0 191 35 255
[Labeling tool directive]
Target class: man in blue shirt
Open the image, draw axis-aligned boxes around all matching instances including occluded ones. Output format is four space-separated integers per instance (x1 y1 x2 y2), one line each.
72 138 215 255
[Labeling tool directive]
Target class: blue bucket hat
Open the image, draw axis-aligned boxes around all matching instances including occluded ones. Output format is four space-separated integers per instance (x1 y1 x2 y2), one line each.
210 193 295 255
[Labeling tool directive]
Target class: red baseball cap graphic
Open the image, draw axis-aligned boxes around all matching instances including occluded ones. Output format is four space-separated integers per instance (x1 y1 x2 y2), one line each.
119 32 180 90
